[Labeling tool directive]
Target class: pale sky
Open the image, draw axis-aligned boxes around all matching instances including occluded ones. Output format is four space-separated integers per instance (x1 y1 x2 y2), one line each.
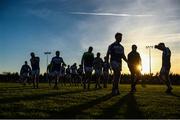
0 0 180 74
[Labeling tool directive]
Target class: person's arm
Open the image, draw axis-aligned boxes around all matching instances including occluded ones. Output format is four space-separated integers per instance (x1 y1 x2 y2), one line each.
122 53 128 63
106 46 111 63
20 66 23 75
122 46 128 63
28 65 31 73
138 53 142 71
127 54 130 68
155 45 163 51
62 59 66 66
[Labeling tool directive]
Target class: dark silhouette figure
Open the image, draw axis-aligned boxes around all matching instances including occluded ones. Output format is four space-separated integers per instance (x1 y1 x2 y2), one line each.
70 63 78 86
47 63 53 86
81 46 94 90
30 52 40 88
60 63 66 86
128 45 142 92
65 65 72 86
103 56 110 88
93 52 103 89
155 43 172 93
77 64 84 86
50 51 66 89
20 61 31 85
106 32 128 95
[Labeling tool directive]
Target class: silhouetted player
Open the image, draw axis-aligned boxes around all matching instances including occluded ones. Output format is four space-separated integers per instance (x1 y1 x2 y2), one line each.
51 51 65 89
71 63 78 86
66 65 71 86
107 33 128 95
155 43 172 93
128 45 142 92
47 63 53 86
30 52 40 88
93 52 103 89
60 63 66 86
77 64 83 86
20 61 31 85
81 46 94 90
103 56 110 88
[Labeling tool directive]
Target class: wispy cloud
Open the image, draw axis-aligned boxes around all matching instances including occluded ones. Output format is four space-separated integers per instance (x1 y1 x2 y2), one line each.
69 12 154 17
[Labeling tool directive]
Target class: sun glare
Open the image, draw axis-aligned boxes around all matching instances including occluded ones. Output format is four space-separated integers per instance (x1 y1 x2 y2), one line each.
141 55 150 74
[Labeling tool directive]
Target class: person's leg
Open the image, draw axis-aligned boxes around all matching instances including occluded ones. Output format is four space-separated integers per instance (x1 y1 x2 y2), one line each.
112 69 120 95
160 68 172 93
48 74 51 87
104 72 108 88
83 73 87 89
97 76 102 88
95 74 98 89
54 72 58 89
32 73 36 88
165 73 172 91
130 72 135 92
36 74 39 88
87 72 92 90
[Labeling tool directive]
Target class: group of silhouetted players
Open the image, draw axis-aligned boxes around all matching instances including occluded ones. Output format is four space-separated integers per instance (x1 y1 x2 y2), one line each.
20 32 173 95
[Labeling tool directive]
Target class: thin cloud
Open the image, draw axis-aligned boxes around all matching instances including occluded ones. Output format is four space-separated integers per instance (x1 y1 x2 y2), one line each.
69 12 154 17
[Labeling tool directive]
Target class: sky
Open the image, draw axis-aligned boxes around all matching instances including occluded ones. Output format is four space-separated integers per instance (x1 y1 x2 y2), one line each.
0 0 180 74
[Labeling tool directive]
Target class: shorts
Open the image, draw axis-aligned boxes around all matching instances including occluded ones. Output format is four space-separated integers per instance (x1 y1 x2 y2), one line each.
21 73 29 78
110 61 121 72
48 72 54 77
160 66 170 75
84 67 93 74
31 70 40 76
94 69 102 76
52 71 61 77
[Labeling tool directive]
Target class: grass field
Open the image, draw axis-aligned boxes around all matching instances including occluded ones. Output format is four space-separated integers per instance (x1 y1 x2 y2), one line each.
0 83 180 119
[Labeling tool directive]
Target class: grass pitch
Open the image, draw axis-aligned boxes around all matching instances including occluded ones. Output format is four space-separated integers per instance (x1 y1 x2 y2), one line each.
0 83 180 118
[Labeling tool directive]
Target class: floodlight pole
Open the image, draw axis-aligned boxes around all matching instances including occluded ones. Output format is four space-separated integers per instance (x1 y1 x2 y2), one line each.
146 46 153 75
44 52 51 73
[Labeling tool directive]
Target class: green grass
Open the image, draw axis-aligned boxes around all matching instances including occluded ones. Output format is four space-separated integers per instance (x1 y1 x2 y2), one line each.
0 83 180 118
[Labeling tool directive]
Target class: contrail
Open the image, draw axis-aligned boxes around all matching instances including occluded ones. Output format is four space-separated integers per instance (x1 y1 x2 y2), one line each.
69 12 154 17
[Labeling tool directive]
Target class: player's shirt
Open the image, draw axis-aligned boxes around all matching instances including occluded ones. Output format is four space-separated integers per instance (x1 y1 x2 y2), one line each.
103 62 110 72
71 65 77 75
82 52 94 67
128 51 141 68
107 41 125 63
30 57 40 70
93 57 103 70
20 64 31 74
162 47 171 68
51 56 64 72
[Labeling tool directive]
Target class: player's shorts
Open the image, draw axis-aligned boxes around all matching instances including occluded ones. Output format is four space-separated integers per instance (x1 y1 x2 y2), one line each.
103 71 109 76
94 69 102 76
60 73 65 77
160 66 170 75
21 73 29 78
110 61 121 72
52 71 61 77
31 69 40 76
48 72 54 77
84 67 93 74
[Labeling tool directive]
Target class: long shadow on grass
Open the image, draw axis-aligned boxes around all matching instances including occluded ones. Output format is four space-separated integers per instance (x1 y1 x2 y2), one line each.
95 93 145 119
0 88 98 104
167 92 180 98
29 93 113 118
